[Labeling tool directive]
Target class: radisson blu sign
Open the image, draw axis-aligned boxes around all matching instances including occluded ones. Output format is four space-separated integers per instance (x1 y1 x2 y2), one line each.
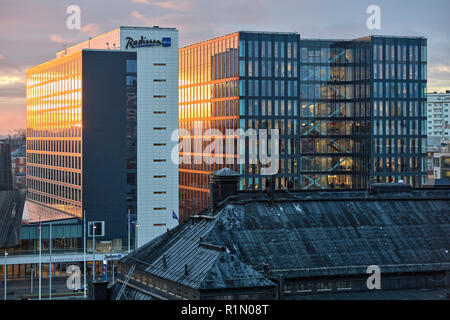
125 36 171 49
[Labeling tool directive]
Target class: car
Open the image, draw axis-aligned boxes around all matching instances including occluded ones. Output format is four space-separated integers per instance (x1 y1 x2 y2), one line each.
73 285 87 292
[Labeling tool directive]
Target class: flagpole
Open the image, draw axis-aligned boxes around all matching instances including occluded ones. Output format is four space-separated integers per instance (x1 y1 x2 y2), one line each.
49 222 52 300
128 209 131 254
4 252 7 300
38 218 41 300
83 211 86 298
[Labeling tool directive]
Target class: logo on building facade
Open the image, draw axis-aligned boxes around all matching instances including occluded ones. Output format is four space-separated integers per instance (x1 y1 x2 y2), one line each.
125 36 171 49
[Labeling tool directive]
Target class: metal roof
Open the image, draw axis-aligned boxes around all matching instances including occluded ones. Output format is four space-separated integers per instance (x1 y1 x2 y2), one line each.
121 187 450 291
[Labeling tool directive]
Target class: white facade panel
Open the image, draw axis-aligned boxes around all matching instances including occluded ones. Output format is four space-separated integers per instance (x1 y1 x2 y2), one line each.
119 27 179 247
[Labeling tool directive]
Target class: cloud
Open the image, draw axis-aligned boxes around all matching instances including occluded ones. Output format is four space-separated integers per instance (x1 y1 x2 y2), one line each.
152 1 192 12
131 10 145 20
80 23 102 37
131 0 192 11
50 34 76 44
0 76 22 86
0 66 27 87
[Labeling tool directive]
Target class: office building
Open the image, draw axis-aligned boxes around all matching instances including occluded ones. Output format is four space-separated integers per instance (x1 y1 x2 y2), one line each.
427 90 450 140
179 32 428 219
26 26 179 246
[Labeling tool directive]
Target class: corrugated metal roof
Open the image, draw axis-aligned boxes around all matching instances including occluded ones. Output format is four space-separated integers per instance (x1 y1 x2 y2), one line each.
121 188 450 291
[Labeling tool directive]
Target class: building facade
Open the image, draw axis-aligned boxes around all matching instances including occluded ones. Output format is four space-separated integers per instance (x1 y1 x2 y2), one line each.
179 32 428 219
427 91 450 140
11 144 26 188
432 152 450 181
26 27 179 246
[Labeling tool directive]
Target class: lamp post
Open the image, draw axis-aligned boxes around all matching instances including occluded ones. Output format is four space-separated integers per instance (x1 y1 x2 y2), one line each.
92 224 96 282
49 223 52 300
83 214 86 298
4 251 7 300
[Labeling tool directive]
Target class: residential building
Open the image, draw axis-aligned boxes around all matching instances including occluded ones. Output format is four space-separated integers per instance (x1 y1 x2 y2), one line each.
427 90 450 140
11 144 26 188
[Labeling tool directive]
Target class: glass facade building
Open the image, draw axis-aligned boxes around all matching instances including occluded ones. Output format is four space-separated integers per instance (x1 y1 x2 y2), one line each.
179 32 427 220
26 51 83 219
179 33 240 218
26 27 180 246
370 36 428 186
26 49 138 243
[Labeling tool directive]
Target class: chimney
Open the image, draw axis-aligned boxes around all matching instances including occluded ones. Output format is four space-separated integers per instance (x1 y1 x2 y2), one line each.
266 176 275 206
209 168 240 210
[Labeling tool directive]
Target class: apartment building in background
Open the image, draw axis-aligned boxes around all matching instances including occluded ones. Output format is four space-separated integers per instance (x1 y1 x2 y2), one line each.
427 90 450 140
11 144 26 188
179 32 427 220
26 26 179 247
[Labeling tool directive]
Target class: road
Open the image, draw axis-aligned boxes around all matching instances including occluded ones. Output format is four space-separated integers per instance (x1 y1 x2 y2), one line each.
1 277 88 300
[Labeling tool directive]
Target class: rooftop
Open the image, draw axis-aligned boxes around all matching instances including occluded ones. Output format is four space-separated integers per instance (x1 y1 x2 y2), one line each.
120 186 450 292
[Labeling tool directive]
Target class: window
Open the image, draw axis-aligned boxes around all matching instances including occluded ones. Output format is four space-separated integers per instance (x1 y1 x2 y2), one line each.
126 60 137 73
126 76 137 87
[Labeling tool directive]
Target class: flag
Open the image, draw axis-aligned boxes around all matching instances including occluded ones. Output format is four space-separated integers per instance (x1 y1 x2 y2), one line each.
129 215 133 233
172 211 178 220
38 219 41 236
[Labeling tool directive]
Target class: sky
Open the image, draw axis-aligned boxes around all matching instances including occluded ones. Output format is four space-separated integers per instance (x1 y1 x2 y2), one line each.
0 0 449 135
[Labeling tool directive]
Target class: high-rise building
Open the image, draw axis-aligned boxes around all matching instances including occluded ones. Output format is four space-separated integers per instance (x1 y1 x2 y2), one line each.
426 91 450 140
26 27 179 246
179 32 428 220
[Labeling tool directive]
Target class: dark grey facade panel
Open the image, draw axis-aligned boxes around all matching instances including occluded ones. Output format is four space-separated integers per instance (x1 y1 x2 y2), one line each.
82 50 136 242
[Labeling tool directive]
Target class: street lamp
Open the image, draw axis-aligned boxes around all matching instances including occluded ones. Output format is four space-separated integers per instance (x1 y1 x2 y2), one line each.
4 251 7 300
92 224 96 282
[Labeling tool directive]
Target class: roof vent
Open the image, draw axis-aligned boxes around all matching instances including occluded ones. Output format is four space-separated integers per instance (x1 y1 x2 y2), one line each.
162 255 167 269
263 264 270 274
184 264 189 276
199 241 226 252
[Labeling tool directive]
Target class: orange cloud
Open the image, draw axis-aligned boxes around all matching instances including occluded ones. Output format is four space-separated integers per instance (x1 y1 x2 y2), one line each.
80 23 102 37
131 0 192 11
0 76 23 86
131 10 145 20
153 0 192 11
50 34 76 43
